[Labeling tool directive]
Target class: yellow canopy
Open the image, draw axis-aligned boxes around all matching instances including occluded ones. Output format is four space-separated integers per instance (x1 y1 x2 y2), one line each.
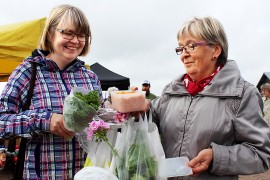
0 18 46 81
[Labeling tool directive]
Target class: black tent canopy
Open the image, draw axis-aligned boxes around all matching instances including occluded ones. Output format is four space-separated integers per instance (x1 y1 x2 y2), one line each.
256 72 270 91
90 62 130 90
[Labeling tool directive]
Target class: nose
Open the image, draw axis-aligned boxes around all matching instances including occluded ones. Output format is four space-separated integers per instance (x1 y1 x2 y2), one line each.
181 48 190 57
70 35 80 42
180 48 190 62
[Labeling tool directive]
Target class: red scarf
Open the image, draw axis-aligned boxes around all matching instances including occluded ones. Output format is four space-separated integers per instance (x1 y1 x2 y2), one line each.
184 65 223 96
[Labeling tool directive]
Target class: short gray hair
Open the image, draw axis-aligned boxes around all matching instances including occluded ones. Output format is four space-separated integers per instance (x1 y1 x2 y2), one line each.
177 16 228 66
261 83 270 92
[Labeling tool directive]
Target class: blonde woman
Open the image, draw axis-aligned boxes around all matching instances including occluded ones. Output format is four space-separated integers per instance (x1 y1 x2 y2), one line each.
0 4 103 179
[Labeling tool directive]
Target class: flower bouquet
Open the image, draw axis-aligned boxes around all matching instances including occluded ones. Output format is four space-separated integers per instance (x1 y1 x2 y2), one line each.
83 112 128 170
83 112 159 180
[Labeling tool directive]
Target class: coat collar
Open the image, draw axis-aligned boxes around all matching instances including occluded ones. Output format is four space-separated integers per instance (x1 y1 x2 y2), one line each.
164 60 245 97
24 49 85 72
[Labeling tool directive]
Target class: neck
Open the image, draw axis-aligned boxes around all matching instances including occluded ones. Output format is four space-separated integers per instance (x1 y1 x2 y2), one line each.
189 66 218 82
46 54 74 70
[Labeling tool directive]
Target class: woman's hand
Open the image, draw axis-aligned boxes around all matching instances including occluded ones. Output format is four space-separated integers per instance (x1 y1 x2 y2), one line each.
130 99 151 118
50 113 75 139
188 148 213 175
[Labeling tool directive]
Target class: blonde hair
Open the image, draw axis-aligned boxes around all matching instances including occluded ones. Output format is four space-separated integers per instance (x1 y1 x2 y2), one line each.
177 16 228 66
39 4 91 56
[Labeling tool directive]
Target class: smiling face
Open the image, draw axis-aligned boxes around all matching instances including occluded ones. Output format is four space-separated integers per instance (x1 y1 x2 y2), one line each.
179 34 221 82
46 22 86 69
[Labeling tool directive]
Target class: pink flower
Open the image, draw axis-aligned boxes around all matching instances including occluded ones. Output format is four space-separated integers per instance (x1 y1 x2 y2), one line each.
87 128 94 139
87 120 110 141
114 112 130 124
87 119 121 159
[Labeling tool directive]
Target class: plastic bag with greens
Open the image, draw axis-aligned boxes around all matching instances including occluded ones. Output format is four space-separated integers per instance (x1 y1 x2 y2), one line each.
63 87 101 132
112 115 158 180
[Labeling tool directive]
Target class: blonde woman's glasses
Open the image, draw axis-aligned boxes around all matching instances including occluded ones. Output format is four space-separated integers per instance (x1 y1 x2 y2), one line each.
57 29 89 42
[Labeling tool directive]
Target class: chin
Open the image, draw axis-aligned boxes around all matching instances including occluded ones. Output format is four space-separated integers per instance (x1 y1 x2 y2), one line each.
64 53 79 60
185 68 196 75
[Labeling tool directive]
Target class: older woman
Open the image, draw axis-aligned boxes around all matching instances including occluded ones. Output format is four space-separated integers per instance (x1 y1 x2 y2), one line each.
150 16 270 179
261 83 270 124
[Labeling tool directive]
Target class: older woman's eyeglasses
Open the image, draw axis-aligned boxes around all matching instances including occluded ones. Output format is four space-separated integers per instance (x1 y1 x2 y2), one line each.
56 29 89 42
175 42 210 55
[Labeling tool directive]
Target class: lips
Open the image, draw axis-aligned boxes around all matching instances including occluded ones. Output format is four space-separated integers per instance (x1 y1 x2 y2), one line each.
184 61 194 69
66 46 77 50
184 61 193 65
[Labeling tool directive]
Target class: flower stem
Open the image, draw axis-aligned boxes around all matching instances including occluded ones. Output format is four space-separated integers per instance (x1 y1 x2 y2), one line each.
102 137 121 159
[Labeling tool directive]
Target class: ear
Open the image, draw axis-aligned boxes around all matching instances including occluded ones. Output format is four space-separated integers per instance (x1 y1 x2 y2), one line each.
213 45 222 58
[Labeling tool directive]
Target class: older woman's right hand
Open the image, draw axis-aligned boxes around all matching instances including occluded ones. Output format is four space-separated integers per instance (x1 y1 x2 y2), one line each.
188 148 213 175
50 113 75 139
130 99 151 118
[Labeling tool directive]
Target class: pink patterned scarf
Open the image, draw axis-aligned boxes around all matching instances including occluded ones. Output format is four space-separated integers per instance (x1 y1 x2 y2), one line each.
184 65 223 96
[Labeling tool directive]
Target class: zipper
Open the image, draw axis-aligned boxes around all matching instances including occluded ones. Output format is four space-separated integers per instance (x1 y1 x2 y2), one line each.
179 96 194 156
59 70 74 179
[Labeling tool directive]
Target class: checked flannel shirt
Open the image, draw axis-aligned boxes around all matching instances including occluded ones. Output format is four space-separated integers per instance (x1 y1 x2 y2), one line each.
0 49 103 179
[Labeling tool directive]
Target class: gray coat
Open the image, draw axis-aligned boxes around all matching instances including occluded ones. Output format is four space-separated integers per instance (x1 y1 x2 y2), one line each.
151 60 270 179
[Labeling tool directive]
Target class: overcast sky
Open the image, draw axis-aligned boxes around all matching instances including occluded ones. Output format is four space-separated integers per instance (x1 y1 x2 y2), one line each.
1 0 270 96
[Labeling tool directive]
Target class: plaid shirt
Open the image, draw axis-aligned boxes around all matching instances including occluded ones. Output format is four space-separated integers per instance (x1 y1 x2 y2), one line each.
0 49 103 179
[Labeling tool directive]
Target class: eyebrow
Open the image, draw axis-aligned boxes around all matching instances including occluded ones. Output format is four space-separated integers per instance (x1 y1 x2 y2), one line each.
179 39 199 46
64 29 75 33
57 28 76 32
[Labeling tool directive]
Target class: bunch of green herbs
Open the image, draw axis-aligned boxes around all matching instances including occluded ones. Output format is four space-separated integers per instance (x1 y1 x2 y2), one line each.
74 91 100 111
63 90 101 132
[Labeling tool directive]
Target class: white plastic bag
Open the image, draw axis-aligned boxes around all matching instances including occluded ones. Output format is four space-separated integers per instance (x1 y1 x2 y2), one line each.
97 108 118 122
146 111 192 178
84 122 120 170
74 166 118 180
112 115 159 180
75 108 118 153
147 111 165 160
146 111 166 180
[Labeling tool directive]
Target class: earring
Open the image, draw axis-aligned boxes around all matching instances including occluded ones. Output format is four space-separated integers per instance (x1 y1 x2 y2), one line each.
211 56 216 61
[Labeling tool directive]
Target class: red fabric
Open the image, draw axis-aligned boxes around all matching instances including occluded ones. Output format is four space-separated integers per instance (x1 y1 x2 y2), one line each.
184 65 223 96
